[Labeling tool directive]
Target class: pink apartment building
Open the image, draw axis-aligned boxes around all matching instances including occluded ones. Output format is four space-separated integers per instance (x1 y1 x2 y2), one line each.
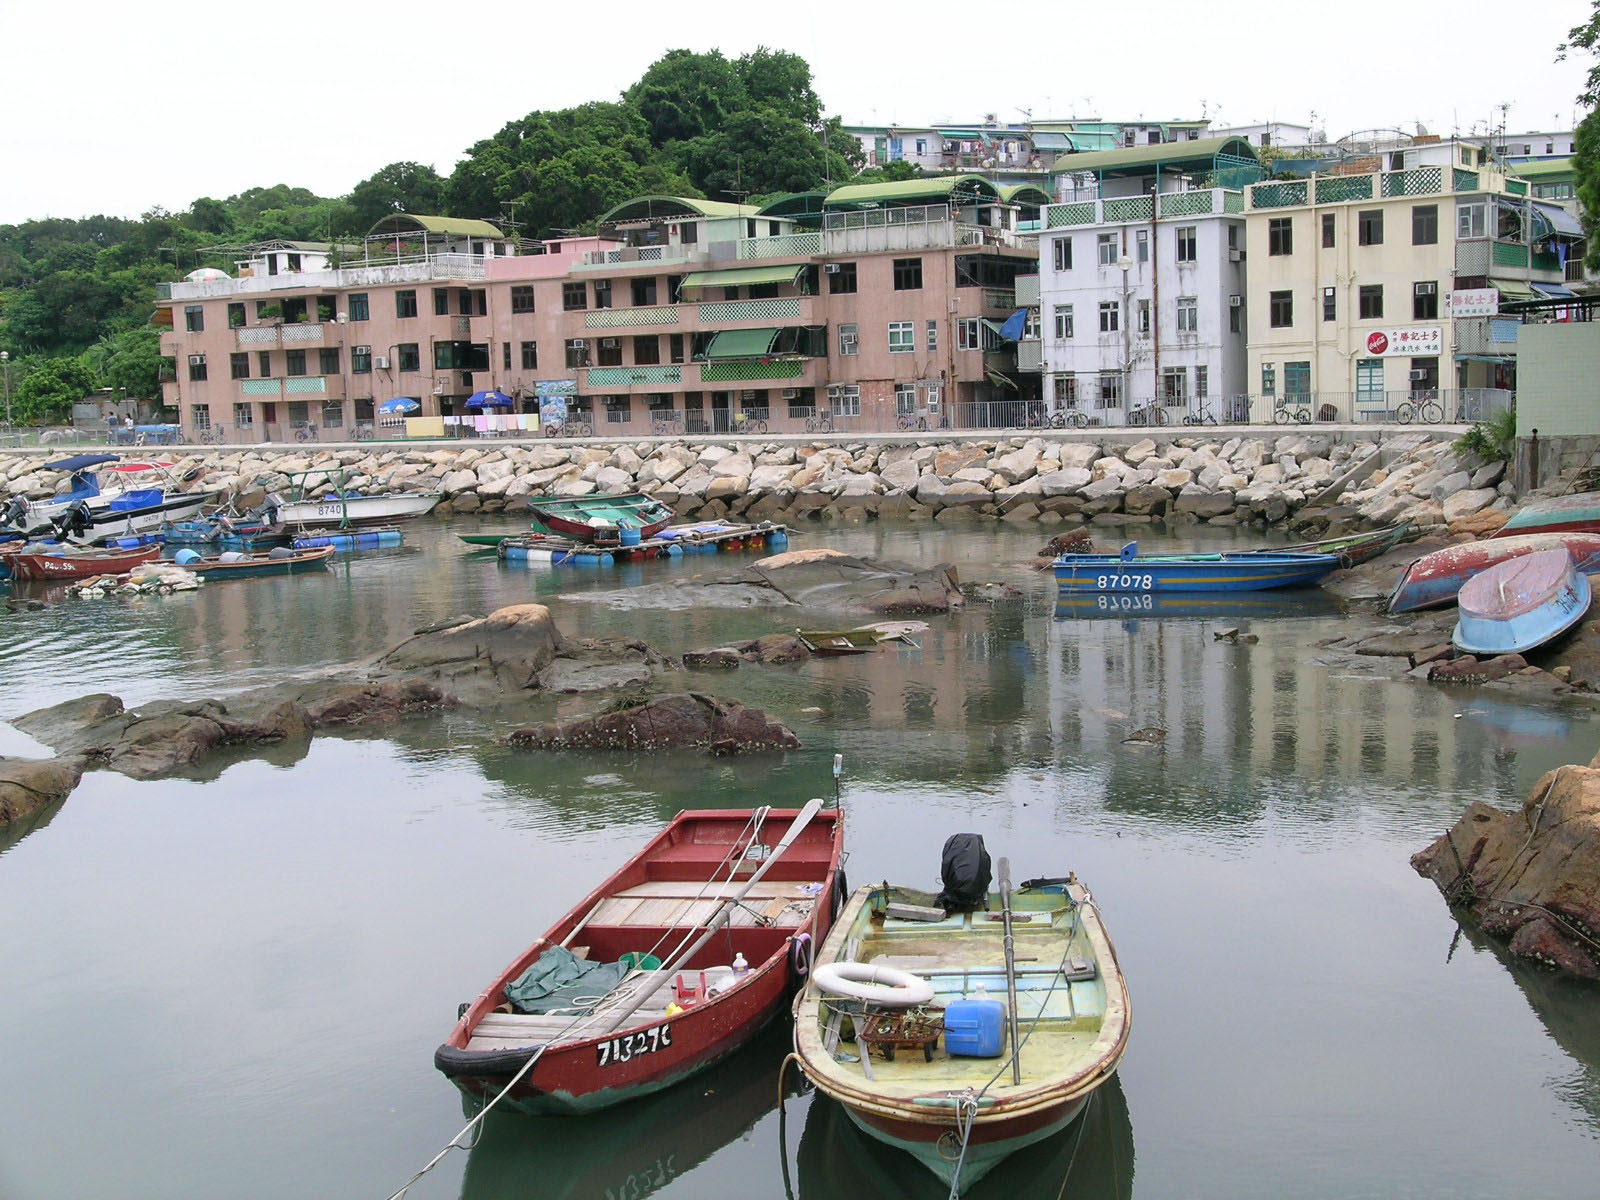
156 179 1044 440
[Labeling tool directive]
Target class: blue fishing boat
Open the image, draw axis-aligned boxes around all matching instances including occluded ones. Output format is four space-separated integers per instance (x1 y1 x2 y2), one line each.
1452 548 1592 655
1053 541 1341 593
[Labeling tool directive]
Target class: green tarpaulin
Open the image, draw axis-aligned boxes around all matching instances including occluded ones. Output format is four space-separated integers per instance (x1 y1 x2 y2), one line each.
678 266 803 291
504 946 629 1015
705 328 780 359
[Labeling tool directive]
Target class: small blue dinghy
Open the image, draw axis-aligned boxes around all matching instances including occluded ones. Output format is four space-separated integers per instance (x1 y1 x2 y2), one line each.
1053 541 1342 594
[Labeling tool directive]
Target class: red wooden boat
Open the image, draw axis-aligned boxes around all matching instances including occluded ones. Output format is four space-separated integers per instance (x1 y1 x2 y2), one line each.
1388 532 1600 613
434 802 845 1115
1490 491 1600 538
2 543 161 582
525 490 675 544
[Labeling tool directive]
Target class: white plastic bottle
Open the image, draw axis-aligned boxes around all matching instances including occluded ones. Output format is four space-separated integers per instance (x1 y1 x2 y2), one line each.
732 952 750 976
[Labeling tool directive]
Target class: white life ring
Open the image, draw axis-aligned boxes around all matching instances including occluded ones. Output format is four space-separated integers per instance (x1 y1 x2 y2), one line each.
812 962 935 1007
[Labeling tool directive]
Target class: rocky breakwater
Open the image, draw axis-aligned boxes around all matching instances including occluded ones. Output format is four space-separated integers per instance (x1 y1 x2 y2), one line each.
1414 749 1600 980
1 433 1513 533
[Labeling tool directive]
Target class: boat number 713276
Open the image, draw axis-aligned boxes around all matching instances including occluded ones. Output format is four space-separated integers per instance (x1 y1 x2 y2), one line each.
596 1024 672 1067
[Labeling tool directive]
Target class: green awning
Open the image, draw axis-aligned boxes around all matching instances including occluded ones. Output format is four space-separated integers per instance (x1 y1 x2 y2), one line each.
678 266 803 292
986 370 1019 390
1490 279 1539 301
705 328 780 359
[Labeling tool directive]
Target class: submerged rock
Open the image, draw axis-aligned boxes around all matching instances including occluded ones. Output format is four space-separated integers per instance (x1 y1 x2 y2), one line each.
504 693 800 755
749 548 963 613
1413 755 1600 979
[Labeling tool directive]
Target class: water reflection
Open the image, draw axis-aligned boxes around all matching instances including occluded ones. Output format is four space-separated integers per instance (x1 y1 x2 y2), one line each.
1461 925 1600 1135
460 1024 797 1200
795 1075 1134 1200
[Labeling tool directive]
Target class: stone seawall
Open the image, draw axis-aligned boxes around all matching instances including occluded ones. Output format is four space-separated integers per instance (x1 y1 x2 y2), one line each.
0 431 1513 533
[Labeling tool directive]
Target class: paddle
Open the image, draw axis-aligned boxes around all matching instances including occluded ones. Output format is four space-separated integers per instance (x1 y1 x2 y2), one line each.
997 857 1023 1085
590 797 826 1034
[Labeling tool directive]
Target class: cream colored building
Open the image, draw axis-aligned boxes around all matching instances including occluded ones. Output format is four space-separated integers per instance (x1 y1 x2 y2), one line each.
1244 144 1583 423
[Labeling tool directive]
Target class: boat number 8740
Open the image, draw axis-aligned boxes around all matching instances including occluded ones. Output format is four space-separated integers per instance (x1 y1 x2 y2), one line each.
1094 574 1155 590
596 1024 672 1067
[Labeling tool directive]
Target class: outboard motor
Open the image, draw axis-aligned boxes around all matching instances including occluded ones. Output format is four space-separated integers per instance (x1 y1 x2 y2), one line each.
936 833 993 914
0 495 27 531
52 501 93 543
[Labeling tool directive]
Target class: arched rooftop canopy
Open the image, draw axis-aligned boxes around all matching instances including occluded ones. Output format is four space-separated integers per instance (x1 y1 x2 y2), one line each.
824 174 1003 211
1000 183 1052 206
755 190 829 219
367 213 507 239
1051 136 1261 180
596 196 761 225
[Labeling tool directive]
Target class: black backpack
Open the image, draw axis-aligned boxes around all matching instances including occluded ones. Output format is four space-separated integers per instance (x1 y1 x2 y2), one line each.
936 833 992 913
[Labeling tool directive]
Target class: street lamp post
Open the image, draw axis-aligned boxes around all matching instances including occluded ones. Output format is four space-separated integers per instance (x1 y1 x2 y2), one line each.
0 350 11 427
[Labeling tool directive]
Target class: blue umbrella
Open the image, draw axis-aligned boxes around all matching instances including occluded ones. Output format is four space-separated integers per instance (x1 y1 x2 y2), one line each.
378 397 420 415
466 390 514 409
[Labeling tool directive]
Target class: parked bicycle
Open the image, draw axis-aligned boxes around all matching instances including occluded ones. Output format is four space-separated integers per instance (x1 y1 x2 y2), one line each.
1395 397 1445 424
650 414 683 436
1128 403 1167 427
804 412 835 434
1182 407 1218 426
1273 400 1313 425
1055 408 1090 428
195 427 225 444
734 413 769 435
544 419 594 439
294 424 319 442
354 424 375 441
897 412 928 431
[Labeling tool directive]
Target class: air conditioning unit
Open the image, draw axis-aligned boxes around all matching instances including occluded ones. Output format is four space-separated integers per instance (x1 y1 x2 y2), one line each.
1228 248 1245 262
601 338 621 349
1416 282 1437 295
1229 296 1242 308
1410 370 1429 380
781 388 799 400
374 356 391 369
824 264 842 274
187 355 205 365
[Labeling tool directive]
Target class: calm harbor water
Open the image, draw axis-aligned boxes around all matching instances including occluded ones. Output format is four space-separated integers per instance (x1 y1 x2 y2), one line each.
2 517 1598 1200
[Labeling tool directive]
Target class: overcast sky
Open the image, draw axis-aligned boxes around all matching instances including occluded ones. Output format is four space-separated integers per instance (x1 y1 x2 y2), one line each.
1 0 1592 226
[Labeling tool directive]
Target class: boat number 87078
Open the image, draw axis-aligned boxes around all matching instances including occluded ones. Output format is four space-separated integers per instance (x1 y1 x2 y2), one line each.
596 1024 672 1066
1094 574 1156 590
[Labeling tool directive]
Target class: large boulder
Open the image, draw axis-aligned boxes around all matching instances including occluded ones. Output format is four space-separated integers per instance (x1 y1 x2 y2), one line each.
748 547 963 613
0 756 87 826
1412 754 1600 979
375 606 563 704
504 693 800 755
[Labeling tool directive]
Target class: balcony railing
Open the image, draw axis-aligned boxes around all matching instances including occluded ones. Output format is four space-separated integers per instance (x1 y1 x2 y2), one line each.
584 306 681 328
737 232 823 259
583 365 684 388
164 253 489 300
698 298 805 322
1045 189 1243 228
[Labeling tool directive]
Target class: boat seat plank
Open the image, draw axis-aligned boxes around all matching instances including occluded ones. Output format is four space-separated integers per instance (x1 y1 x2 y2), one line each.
612 881 817 901
587 893 815 929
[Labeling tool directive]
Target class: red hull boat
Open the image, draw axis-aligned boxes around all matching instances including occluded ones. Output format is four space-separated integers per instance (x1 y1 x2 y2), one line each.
1388 532 1600 613
3 543 161 582
434 803 845 1115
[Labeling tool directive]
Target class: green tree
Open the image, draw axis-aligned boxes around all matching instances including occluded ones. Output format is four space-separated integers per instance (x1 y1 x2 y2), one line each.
1558 7 1600 267
676 109 840 198
92 328 165 404
11 355 94 424
626 49 746 146
346 162 447 233
734 47 821 128
1576 111 1600 270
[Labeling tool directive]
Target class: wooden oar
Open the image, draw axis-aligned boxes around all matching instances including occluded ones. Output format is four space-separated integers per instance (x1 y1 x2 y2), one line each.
591 797 825 1034
997 857 1022 1085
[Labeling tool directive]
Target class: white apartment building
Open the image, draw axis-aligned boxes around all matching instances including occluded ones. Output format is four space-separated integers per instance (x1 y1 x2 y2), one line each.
1032 138 1261 425
1244 148 1585 420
